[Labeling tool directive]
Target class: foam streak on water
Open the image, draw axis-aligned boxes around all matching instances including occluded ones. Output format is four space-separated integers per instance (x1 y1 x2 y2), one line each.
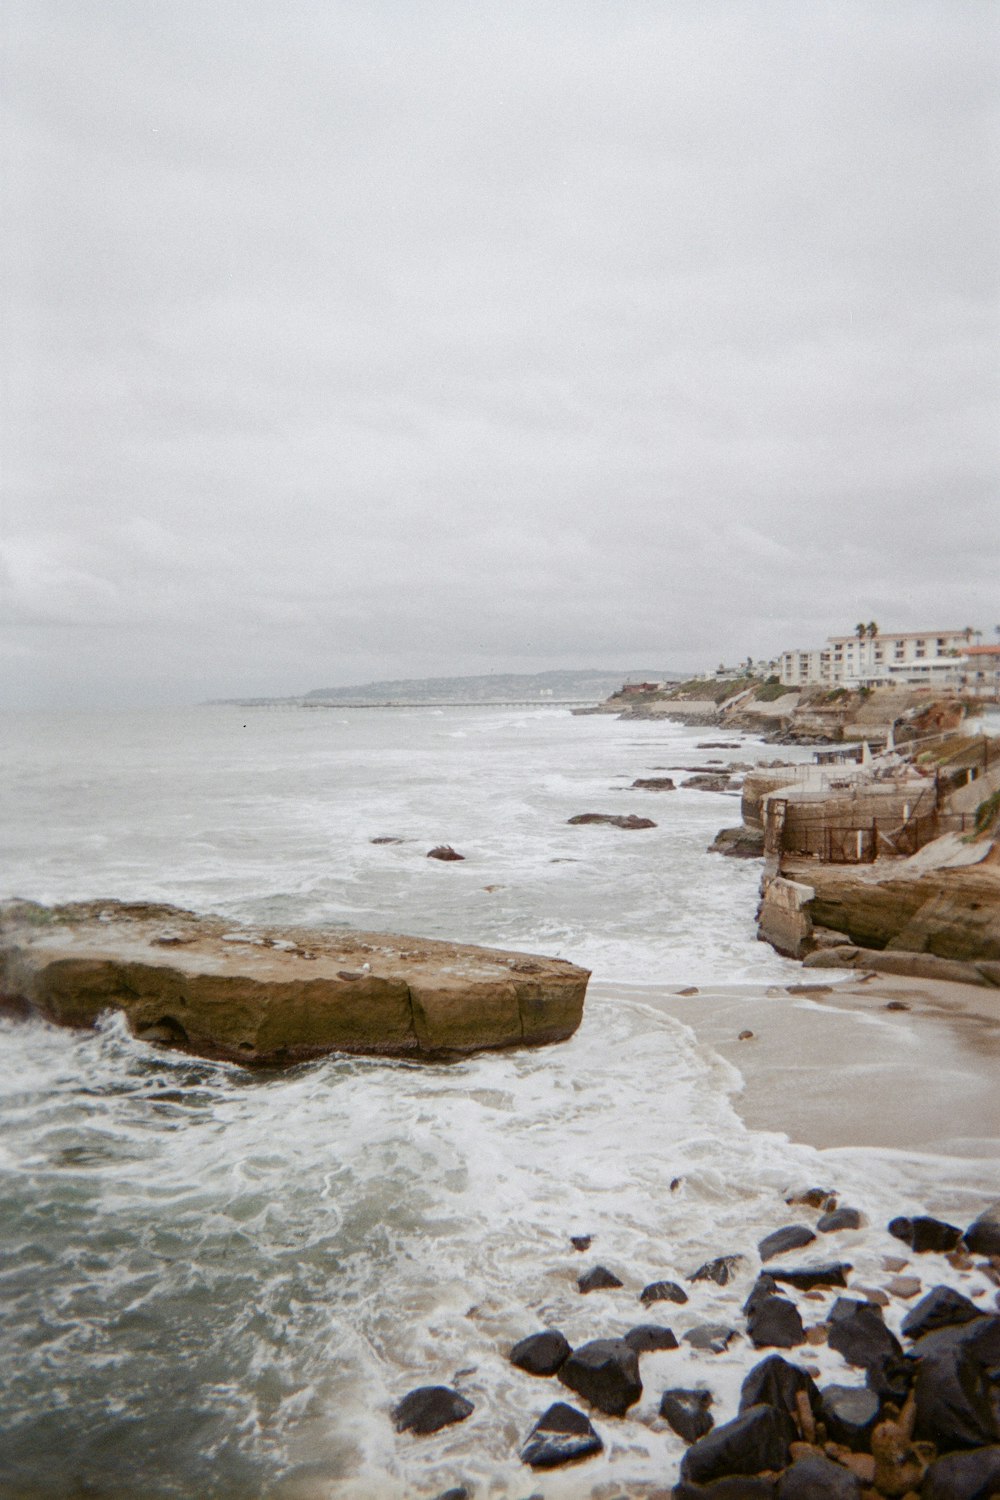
0 706 997 1498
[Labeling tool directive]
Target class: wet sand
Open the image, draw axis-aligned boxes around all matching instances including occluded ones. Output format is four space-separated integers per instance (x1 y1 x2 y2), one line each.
595 975 1000 1157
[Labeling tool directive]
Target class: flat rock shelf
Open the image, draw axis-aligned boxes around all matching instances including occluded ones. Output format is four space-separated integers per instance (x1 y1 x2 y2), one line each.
0 899 590 1066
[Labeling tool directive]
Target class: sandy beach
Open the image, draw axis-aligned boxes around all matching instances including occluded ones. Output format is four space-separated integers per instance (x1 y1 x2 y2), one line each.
597 975 1000 1158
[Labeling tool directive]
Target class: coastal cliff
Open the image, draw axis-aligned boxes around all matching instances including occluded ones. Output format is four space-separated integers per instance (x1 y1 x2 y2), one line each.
0 900 590 1065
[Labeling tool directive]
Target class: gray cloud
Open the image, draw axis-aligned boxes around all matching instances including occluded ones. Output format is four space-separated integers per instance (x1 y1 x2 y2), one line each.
2 0 998 707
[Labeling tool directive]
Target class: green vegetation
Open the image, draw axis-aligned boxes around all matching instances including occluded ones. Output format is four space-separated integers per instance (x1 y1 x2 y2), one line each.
974 788 1000 835
753 679 798 702
668 678 745 703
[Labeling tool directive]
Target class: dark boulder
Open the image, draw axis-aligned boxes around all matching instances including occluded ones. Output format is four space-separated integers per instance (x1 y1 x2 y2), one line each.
624 1323 679 1353
672 1479 777 1499
746 1295 805 1350
758 1226 817 1262
570 1233 592 1251
392 1386 474 1435
558 1338 642 1416
901 1285 982 1341
708 825 766 859
786 1187 836 1210
743 1274 779 1317
817 1208 863 1233
826 1297 903 1370
819 1384 880 1449
768 1263 850 1291
865 1350 914 1404
642 1278 689 1305
661 1387 715 1443
509 1330 571 1376
567 812 657 829
632 776 676 790
964 1202 1000 1257
691 1255 746 1286
680 1403 792 1485
920 1445 1000 1499
911 1315 1000 1450
520 1401 602 1469
776 1454 861 1498
578 1264 623 1293
684 1324 738 1353
888 1214 962 1253
427 845 465 861
739 1354 822 1424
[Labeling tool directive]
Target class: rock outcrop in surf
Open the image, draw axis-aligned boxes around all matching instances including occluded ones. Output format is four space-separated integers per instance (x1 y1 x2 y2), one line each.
0 899 590 1065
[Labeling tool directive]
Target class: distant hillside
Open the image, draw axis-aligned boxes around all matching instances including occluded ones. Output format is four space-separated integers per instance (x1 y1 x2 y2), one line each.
303 669 682 704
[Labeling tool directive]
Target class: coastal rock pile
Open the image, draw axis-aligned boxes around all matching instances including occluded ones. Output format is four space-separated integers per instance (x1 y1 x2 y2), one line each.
0 899 590 1065
392 1193 1000 1495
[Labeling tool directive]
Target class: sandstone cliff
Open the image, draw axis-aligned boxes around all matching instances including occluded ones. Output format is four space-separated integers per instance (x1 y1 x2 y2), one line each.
0 900 590 1065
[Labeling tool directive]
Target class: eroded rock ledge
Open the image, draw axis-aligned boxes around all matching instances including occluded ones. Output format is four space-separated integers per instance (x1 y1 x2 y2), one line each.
0 900 589 1065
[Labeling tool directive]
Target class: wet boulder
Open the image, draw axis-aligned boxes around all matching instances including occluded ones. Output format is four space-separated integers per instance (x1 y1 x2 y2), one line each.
819 1384 880 1450
679 1403 792 1485
775 1454 861 1498
557 1338 642 1416
578 1264 623 1293
392 1386 474 1435
817 1208 863 1233
888 1214 963 1254
623 1323 678 1353
427 845 465 861
631 776 676 791
684 1324 738 1353
768 1263 850 1292
567 812 657 829
672 1478 777 1499
758 1226 816 1262
920 1445 1000 1499
739 1355 822 1426
660 1387 715 1443
910 1315 1000 1450
826 1297 903 1371
642 1278 689 1306
690 1255 746 1286
901 1284 982 1341
964 1202 1000 1257
746 1294 805 1350
520 1402 602 1469
509 1330 571 1376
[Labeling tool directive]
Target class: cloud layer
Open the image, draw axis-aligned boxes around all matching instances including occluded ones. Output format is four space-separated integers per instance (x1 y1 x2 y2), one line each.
3 1 998 706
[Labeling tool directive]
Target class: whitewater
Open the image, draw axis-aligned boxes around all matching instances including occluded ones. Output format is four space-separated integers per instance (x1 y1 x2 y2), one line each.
1 704 997 1498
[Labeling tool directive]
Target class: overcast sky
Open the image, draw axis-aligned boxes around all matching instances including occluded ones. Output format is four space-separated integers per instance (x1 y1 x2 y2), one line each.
2 1 998 708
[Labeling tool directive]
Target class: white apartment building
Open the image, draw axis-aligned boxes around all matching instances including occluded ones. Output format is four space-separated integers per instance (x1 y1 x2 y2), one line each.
779 629 973 689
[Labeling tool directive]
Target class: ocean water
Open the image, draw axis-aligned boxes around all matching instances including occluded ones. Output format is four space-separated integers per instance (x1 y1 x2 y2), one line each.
0 705 997 1499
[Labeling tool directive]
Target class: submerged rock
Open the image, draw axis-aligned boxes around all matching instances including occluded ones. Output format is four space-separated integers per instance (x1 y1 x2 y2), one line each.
758 1226 817 1262
520 1402 602 1468
557 1338 642 1416
888 1215 963 1254
0 899 590 1066
392 1386 473 1435
680 1403 792 1485
660 1386 715 1443
509 1330 571 1376
567 812 657 829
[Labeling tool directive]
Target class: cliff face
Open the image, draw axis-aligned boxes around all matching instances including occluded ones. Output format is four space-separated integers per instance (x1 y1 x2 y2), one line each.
802 858 1000 961
0 900 590 1065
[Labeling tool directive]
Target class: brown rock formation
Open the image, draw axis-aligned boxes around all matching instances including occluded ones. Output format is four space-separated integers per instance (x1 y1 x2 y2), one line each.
0 900 590 1066
795 860 1000 962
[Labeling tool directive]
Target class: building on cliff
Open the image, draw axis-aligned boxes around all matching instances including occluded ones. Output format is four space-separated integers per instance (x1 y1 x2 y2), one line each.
779 628 977 690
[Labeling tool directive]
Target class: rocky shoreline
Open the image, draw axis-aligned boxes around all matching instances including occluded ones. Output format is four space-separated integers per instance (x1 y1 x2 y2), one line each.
393 1189 1000 1498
